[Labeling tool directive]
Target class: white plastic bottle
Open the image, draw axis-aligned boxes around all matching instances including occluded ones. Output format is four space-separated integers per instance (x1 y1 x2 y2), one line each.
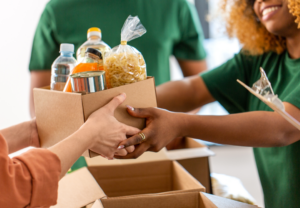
76 27 111 63
50 44 77 91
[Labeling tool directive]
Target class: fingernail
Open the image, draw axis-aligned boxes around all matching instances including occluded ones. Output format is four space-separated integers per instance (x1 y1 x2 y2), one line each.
118 145 125 149
126 105 134 111
120 93 126 98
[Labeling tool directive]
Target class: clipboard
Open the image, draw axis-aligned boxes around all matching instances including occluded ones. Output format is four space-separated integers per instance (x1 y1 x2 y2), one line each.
237 79 300 131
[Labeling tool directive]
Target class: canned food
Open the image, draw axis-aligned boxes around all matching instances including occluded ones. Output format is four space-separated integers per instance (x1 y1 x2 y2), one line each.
70 71 107 94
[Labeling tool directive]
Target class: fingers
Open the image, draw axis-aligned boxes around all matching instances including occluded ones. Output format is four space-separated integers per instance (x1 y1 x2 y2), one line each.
114 149 127 156
116 143 150 159
126 106 155 118
125 145 135 153
124 124 141 136
119 132 147 148
114 146 134 156
105 93 126 113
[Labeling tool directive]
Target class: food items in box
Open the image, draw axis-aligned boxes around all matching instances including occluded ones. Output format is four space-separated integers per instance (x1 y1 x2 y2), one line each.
64 48 103 92
104 16 147 88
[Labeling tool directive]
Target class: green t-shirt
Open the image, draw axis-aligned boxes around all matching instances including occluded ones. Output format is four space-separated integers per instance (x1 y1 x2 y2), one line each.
201 50 300 208
29 0 206 86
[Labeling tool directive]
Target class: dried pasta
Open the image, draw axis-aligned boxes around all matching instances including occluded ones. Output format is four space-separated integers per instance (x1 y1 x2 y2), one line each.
105 51 146 88
104 15 147 88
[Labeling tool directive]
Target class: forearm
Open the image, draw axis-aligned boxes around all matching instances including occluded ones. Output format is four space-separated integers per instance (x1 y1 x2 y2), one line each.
0 121 33 153
157 76 212 112
48 129 93 178
180 111 299 147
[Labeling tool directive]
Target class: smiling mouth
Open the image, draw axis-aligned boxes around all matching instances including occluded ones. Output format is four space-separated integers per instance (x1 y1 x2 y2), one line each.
262 6 280 17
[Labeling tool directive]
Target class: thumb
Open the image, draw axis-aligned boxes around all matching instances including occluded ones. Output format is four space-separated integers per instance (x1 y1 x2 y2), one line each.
104 93 126 113
126 106 154 119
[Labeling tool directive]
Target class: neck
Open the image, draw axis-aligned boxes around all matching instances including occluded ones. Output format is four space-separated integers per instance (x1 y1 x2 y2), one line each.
286 31 300 59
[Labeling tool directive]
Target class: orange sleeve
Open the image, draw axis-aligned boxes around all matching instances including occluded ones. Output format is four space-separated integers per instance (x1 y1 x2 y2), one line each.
0 133 61 208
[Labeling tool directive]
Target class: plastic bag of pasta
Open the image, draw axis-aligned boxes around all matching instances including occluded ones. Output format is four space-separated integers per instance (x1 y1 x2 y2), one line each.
104 15 147 88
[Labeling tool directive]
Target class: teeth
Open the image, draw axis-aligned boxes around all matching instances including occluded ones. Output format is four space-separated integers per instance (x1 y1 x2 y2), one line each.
262 6 279 16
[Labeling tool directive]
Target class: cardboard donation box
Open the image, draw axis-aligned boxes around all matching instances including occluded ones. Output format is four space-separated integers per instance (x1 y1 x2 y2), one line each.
90 192 260 208
166 137 215 194
85 138 214 193
51 160 205 208
33 77 157 157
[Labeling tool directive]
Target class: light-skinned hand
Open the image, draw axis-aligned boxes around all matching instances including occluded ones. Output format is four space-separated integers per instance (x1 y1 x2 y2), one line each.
79 93 140 159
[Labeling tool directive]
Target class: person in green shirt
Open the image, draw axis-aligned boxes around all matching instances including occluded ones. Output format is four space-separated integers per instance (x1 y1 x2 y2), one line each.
116 0 300 207
28 0 206 171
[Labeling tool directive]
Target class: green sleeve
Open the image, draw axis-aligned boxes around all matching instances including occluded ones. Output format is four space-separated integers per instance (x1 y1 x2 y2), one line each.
29 4 60 71
284 89 300 110
172 1 206 60
200 52 254 114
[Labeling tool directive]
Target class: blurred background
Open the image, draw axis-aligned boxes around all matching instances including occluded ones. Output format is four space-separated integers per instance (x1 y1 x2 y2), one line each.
0 0 264 207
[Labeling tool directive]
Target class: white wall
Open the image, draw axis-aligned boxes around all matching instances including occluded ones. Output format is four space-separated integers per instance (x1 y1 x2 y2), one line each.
0 0 49 129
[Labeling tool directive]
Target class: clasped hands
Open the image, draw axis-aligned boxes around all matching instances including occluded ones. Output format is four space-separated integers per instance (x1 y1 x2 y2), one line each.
28 93 181 160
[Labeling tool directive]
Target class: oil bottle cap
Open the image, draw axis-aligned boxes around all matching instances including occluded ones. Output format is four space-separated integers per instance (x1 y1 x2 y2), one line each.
60 43 74 53
87 27 102 39
85 48 102 59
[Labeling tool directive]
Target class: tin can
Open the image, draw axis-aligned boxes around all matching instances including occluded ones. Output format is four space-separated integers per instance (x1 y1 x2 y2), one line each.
70 71 107 94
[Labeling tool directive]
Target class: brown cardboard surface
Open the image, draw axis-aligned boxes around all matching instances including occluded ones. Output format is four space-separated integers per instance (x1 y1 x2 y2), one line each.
82 77 157 130
166 140 214 160
91 200 104 208
85 148 169 166
92 192 259 208
34 77 157 158
33 89 89 156
86 138 213 193
52 161 204 208
167 138 214 194
88 160 205 197
51 168 105 208
101 192 201 208
201 193 260 208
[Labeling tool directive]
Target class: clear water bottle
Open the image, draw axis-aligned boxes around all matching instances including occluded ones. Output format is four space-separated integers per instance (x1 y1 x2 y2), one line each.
51 44 77 91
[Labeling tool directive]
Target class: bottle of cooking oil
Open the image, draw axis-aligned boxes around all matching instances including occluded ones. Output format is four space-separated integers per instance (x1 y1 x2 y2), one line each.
76 27 111 63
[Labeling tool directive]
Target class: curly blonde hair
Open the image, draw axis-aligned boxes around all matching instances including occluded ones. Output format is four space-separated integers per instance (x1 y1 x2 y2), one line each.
220 0 300 55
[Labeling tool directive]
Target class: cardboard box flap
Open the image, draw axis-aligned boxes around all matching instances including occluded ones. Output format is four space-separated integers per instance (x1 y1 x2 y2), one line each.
91 200 104 208
100 192 201 208
34 88 85 149
51 167 106 208
201 193 260 208
166 147 214 161
199 193 218 208
82 77 157 130
86 148 169 166
172 161 205 191
92 191 258 208
166 138 214 160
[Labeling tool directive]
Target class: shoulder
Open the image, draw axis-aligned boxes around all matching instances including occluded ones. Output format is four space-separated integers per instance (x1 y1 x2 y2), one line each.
44 0 77 11
236 50 280 64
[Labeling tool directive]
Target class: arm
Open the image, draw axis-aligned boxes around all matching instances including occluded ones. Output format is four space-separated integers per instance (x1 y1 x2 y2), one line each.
0 119 39 154
177 59 207 77
29 70 51 118
49 93 139 177
176 59 207 114
117 102 300 158
0 94 139 208
156 75 215 112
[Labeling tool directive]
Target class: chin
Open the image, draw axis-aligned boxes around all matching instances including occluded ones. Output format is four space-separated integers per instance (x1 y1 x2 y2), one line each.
264 23 285 36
